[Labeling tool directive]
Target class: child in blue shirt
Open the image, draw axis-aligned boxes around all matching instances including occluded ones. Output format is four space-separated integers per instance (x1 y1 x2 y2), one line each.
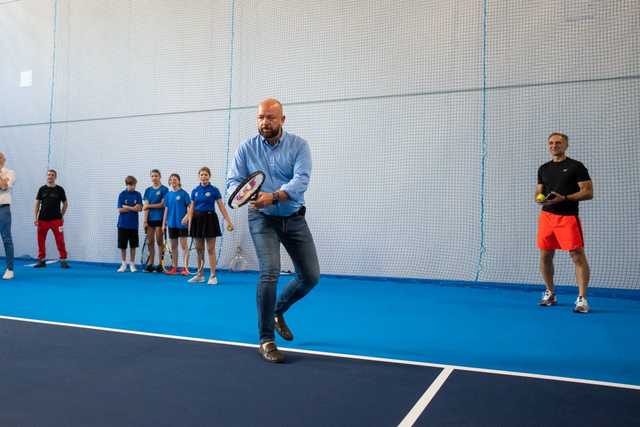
142 169 169 272
186 166 233 285
117 175 142 272
162 173 191 275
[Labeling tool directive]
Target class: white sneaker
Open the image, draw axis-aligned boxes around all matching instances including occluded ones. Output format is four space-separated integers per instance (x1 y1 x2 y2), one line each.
539 290 557 306
574 296 590 313
117 263 127 273
129 263 138 273
208 276 218 285
2 269 14 280
188 274 205 284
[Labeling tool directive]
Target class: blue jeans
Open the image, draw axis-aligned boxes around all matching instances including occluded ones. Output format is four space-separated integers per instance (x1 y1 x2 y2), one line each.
249 208 320 344
0 206 14 270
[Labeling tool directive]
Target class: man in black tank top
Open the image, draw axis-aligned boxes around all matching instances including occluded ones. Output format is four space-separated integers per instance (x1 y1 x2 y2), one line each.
535 133 593 313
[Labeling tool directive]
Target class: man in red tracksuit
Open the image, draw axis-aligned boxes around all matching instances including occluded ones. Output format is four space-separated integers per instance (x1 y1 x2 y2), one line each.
34 169 70 268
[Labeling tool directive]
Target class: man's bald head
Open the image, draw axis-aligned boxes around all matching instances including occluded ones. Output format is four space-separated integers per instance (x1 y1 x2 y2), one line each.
257 98 286 142
0 152 5 168
259 98 283 115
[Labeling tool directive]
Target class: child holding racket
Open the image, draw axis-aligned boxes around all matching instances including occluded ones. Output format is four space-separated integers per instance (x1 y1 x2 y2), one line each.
162 173 190 275
185 166 233 284
116 176 142 272
142 169 169 273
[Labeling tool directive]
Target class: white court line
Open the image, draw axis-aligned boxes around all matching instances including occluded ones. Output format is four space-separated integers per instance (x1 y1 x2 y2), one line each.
1 314 640 392
24 259 59 267
398 367 454 427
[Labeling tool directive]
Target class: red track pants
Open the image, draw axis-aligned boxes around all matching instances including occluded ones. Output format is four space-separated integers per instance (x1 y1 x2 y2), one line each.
37 219 68 260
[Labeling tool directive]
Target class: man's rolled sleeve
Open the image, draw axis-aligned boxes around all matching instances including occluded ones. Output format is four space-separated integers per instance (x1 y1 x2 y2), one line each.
226 145 249 199
280 142 311 203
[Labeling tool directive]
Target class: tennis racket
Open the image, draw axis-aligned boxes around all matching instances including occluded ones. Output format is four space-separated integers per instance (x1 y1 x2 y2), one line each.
185 237 204 275
228 171 265 209
160 228 172 272
140 227 151 268
229 246 248 272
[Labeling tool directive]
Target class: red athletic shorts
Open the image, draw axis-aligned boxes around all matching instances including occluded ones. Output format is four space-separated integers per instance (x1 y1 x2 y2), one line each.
537 211 584 251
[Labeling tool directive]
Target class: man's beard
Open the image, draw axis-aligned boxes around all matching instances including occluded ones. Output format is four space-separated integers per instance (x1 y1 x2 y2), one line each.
259 125 281 139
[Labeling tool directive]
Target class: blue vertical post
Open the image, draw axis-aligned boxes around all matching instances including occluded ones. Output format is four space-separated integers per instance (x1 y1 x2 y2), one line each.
475 0 488 282
217 0 236 262
47 0 59 170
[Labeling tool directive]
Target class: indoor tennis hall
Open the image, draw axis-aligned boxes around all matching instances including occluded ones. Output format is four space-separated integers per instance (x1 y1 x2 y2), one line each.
1 1 639 426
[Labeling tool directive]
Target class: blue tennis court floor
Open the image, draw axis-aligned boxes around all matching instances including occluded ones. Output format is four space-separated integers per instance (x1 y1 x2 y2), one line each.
0 259 639 425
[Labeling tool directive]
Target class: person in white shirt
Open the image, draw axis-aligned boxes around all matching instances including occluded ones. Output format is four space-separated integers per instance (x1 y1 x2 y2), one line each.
0 152 16 280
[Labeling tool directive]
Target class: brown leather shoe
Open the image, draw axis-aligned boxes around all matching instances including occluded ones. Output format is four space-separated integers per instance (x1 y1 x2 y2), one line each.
258 341 285 363
274 314 294 341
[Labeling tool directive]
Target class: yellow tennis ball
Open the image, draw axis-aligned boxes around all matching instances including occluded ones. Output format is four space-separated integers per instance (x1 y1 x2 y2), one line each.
536 194 546 202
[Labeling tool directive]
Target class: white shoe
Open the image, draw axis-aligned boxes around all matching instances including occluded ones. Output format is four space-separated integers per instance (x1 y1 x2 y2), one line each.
2 269 14 280
574 296 590 313
539 290 557 306
188 274 205 284
117 263 127 273
129 263 138 273
208 276 218 285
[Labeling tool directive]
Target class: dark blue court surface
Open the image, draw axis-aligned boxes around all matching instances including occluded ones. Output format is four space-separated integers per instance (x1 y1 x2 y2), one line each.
1 318 639 426
416 370 640 427
0 318 440 426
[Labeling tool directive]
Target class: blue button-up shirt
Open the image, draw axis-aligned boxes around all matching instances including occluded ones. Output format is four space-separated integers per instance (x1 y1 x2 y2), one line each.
226 131 312 216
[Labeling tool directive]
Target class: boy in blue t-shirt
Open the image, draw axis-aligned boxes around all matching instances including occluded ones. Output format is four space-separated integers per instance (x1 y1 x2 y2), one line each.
142 169 169 272
117 175 142 272
162 173 191 275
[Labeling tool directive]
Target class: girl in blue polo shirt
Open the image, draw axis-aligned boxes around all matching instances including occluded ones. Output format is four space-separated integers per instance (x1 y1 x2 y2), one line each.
162 173 190 275
186 166 233 285
142 169 169 273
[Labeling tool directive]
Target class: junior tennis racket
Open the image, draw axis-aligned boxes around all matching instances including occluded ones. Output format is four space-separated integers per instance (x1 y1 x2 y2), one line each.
160 228 172 272
185 236 205 275
228 171 265 209
140 227 151 268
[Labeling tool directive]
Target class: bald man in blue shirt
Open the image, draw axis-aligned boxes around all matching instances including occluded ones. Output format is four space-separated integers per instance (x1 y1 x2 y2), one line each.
227 98 320 363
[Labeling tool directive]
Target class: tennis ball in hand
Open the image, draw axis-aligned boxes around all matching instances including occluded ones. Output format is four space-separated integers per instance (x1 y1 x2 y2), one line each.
536 194 546 202
226 224 234 231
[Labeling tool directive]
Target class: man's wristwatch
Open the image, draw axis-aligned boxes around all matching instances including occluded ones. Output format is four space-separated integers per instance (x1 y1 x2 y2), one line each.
272 192 279 205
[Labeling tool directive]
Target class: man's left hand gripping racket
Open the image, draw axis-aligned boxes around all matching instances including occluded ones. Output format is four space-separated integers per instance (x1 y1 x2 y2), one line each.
228 171 265 209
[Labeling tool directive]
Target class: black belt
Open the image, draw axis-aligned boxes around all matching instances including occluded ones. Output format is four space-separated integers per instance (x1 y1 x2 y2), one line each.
0 204 9 208
264 206 306 219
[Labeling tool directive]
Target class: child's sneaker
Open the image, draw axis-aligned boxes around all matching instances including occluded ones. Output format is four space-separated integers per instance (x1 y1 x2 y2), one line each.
129 263 138 273
164 267 178 275
180 268 190 276
539 290 557 306
188 274 205 284
117 263 127 273
574 296 590 313
208 276 218 285
144 264 154 273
